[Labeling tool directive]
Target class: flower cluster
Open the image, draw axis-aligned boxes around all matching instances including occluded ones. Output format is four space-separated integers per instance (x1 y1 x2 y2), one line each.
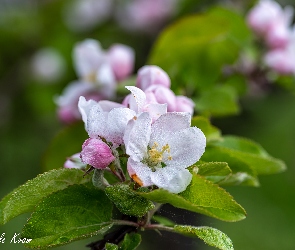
55 39 134 124
247 0 295 74
123 65 195 115
65 66 206 194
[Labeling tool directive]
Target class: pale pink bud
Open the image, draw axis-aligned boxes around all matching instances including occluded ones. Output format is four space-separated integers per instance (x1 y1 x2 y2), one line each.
145 85 176 111
247 0 283 35
265 23 290 49
80 138 115 169
175 96 195 115
108 44 135 81
264 48 295 74
136 65 171 91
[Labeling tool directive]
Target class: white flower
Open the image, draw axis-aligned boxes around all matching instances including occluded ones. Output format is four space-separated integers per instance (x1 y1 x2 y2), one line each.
78 96 136 147
73 39 116 98
124 112 206 193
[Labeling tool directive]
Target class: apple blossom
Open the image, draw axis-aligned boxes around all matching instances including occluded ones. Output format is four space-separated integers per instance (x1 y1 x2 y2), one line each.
123 112 206 193
80 138 115 169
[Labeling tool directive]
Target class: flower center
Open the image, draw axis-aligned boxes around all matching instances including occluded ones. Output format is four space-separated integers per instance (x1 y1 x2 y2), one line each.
143 142 172 171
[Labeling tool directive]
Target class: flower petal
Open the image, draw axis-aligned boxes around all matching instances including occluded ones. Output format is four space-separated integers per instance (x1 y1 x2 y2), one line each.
165 127 206 168
144 103 167 122
98 100 124 112
86 103 107 138
125 86 146 112
150 166 192 193
73 39 104 79
105 108 136 146
124 112 151 162
127 158 153 186
150 112 191 144
78 96 99 128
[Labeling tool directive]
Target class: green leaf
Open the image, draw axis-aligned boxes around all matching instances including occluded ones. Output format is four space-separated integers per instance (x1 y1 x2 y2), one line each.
105 183 155 217
194 162 231 177
192 162 232 184
191 116 221 143
152 215 175 227
119 233 141 250
0 168 91 225
42 122 86 171
149 7 250 91
194 85 240 117
203 136 286 175
174 225 234 250
138 174 246 222
22 184 113 248
106 243 119 250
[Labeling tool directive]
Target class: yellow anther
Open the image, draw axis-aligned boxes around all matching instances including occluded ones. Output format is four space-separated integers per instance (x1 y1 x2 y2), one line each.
146 142 172 167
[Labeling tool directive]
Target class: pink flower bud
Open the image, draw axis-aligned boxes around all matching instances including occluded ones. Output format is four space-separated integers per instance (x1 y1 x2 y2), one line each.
174 96 195 115
145 85 176 111
108 44 135 81
80 138 115 169
136 65 171 91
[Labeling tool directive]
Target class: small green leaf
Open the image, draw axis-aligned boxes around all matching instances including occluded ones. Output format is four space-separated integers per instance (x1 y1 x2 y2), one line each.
106 243 119 250
138 174 246 222
152 215 175 227
191 116 221 143
43 122 86 171
119 233 141 250
194 162 231 177
204 136 286 175
105 183 155 217
174 225 234 250
0 168 91 225
22 184 113 248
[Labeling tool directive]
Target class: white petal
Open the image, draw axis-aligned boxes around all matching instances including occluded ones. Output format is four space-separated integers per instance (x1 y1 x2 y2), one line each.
98 100 124 112
95 63 116 98
78 96 99 127
124 112 151 162
144 103 167 122
73 39 103 78
56 81 94 107
150 112 191 145
150 166 192 193
165 127 206 168
87 103 107 138
105 108 136 146
125 86 146 112
127 158 153 186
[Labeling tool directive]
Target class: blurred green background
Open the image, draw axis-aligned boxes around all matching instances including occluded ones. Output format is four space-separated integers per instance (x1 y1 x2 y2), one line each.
1 0 295 249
